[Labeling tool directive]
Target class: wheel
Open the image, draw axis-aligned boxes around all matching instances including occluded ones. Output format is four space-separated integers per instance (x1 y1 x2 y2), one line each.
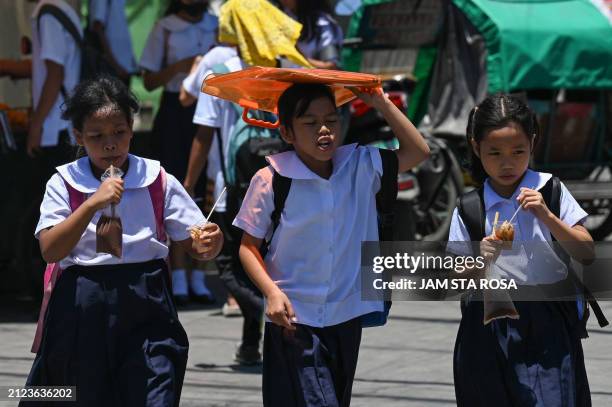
413 138 463 242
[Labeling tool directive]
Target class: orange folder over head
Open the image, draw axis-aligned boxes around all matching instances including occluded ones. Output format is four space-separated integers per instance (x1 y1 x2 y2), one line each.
201 67 382 128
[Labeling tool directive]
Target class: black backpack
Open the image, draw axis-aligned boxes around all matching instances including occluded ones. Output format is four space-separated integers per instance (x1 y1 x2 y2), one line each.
37 3 116 91
259 148 398 327
457 176 609 331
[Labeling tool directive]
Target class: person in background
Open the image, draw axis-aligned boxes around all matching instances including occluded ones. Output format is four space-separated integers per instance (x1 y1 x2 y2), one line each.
140 0 218 306
277 0 344 69
88 0 137 83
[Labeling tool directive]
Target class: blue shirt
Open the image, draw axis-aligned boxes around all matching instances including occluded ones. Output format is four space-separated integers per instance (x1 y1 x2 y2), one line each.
233 144 384 327
447 169 588 285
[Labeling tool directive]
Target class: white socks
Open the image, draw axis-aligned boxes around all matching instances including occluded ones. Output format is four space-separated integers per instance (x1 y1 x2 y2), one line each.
191 270 213 297
172 269 188 296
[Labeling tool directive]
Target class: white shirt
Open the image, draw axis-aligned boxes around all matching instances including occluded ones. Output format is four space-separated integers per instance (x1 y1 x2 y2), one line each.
140 13 218 92
192 56 245 212
89 0 137 73
447 169 588 285
35 154 205 269
31 0 81 147
182 46 237 98
233 144 385 327
281 12 343 68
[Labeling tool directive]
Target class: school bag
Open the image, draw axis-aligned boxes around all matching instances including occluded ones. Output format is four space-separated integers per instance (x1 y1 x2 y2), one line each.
36 3 116 90
260 148 398 328
457 176 609 335
31 168 168 354
211 63 288 216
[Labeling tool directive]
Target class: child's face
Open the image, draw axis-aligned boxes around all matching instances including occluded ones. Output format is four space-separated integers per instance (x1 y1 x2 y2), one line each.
280 97 341 174
472 121 532 191
74 107 133 173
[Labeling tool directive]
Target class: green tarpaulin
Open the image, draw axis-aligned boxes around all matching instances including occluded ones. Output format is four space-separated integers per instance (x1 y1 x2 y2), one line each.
453 0 612 92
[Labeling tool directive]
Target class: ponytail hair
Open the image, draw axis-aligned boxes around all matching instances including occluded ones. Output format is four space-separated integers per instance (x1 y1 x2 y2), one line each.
465 93 540 185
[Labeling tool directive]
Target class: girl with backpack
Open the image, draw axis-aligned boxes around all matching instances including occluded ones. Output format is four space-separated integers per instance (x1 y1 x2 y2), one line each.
234 83 430 406
140 0 218 305
21 76 223 407
447 94 595 406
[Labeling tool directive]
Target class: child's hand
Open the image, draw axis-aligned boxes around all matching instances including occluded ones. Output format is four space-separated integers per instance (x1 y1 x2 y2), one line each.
191 223 223 260
88 178 124 211
349 87 387 110
480 235 503 264
517 187 551 220
266 289 296 331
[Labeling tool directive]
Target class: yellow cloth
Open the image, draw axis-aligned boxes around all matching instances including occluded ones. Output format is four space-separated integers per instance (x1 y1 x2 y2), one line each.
219 0 312 68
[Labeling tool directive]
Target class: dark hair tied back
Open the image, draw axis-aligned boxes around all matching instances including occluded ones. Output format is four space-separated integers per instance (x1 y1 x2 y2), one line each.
465 93 540 185
62 75 139 132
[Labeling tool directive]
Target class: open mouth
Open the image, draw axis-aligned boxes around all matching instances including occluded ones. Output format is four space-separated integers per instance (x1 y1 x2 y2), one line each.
316 135 334 151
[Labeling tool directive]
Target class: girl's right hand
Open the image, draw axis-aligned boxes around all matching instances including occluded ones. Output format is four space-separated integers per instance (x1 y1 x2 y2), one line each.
480 235 503 264
266 289 296 331
88 178 124 211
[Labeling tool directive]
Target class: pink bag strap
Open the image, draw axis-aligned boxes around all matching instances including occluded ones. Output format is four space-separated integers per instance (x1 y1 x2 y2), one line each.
31 177 86 354
147 167 167 242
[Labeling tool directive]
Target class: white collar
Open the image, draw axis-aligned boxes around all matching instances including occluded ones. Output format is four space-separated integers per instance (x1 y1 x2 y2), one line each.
483 169 552 210
266 143 358 180
56 154 161 193
158 12 217 33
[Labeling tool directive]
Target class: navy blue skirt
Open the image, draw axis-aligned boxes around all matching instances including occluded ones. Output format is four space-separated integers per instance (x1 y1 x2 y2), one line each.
21 260 188 407
454 298 591 407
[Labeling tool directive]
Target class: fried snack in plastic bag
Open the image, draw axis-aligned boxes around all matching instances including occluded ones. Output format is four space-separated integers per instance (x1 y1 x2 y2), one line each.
96 165 123 258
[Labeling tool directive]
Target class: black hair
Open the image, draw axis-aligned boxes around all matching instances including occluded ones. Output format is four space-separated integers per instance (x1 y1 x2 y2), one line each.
62 75 139 132
276 0 333 42
277 83 336 132
465 93 540 185
164 0 209 16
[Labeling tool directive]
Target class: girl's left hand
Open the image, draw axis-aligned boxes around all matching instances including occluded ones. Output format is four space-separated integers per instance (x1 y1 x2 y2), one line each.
349 87 387 110
517 187 551 220
191 222 223 260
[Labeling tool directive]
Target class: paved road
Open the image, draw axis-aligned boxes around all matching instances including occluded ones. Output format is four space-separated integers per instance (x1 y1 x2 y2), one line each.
1 299 611 406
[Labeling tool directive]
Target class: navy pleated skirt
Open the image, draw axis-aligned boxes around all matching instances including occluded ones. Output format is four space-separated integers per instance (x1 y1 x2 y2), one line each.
454 298 591 407
21 259 188 407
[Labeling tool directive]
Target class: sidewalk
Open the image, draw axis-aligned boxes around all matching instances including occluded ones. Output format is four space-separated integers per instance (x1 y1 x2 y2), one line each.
1 300 611 406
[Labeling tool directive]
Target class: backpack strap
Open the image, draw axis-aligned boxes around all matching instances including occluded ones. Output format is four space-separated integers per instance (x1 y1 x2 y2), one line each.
270 169 292 242
147 167 167 242
541 176 608 328
32 177 86 354
457 186 486 245
376 149 398 241
36 4 83 99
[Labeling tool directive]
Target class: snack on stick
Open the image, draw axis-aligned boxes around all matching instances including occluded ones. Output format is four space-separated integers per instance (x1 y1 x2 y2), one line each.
188 187 227 241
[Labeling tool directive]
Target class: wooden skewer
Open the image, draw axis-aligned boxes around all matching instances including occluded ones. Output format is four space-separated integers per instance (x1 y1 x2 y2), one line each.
493 211 499 235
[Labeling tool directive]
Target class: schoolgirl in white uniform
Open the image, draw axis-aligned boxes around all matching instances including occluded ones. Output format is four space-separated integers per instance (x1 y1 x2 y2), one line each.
88 0 137 81
278 0 344 69
140 0 218 303
447 94 594 407
235 84 429 406
21 76 223 407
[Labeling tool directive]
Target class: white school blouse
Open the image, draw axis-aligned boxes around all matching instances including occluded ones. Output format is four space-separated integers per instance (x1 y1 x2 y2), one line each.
233 144 385 328
35 154 205 269
192 55 245 213
182 46 237 98
447 169 588 285
140 13 218 92
31 0 81 147
89 0 137 73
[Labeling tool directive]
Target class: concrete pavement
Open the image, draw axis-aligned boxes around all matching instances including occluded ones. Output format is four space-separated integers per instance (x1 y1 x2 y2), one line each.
1 299 611 406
